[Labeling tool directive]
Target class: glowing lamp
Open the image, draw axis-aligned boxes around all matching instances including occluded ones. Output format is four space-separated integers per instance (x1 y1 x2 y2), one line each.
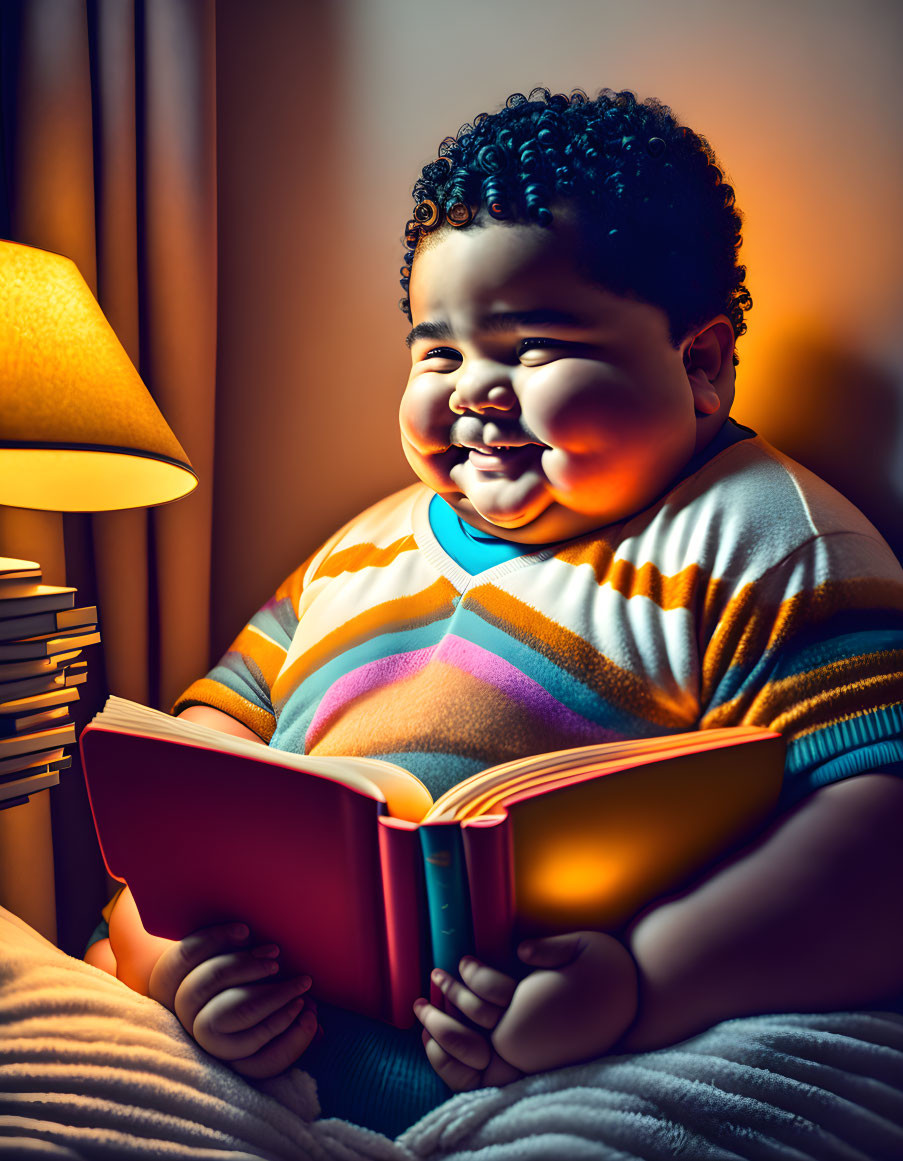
0 239 196 810
0 240 197 510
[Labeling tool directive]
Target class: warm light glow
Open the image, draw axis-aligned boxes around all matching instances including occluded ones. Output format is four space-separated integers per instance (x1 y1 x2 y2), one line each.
0 240 196 511
0 449 194 511
509 741 783 933
520 843 629 910
515 819 676 930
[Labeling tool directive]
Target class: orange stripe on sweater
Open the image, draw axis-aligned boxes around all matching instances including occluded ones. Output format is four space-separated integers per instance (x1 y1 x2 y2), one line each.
464 585 698 727
273 577 459 699
701 577 903 707
773 698 903 743
228 625 288 676
702 659 903 735
309 535 419 582
172 677 276 742
555 541 706 611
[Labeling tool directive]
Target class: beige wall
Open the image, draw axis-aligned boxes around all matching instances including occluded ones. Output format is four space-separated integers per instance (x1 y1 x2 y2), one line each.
214 0 903 655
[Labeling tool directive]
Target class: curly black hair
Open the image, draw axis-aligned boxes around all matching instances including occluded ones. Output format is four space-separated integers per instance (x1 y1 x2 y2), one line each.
400 87 751 360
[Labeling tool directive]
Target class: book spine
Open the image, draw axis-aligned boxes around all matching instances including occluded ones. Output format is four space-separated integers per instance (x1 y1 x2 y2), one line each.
377 815 427 1028
460 814 517 974
418 822 474 977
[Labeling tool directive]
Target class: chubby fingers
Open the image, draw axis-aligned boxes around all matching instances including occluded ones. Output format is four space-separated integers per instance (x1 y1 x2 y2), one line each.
421 1029 482 1091
190 966 312 1033
148 921 252 1012
516 932 586 969
229 1002 319 1079
458 957 518 1006
416 1002 524 1091
172 944 308 1034
431 957 516 1029
192 975 314 1060
413 999 492 1073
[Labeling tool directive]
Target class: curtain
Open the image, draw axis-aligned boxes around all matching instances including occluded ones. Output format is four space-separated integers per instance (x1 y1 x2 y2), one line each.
0 0 217 955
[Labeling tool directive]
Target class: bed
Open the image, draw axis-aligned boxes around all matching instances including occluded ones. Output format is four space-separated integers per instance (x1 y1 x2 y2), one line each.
2 905 902 1160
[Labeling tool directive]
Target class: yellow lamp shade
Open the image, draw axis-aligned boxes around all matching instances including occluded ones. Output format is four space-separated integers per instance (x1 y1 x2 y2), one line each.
0 240 197 511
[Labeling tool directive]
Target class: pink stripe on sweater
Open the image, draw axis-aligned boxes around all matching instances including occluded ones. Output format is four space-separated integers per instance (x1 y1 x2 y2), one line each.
306 636 608 750
306 647 435 747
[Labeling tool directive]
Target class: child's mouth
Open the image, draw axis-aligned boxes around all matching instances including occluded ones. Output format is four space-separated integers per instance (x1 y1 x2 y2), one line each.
463 444 537 472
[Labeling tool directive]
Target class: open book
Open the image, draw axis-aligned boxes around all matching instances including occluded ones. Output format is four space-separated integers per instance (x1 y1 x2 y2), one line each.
79 697 785 1027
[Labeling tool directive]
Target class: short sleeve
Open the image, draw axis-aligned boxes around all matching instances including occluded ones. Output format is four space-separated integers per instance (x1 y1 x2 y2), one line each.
169 489 423 742
699 531 903 806
171 559 311 741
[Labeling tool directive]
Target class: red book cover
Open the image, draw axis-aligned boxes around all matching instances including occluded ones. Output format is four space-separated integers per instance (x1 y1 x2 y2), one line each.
80 726 395 1022
79 698 785 1029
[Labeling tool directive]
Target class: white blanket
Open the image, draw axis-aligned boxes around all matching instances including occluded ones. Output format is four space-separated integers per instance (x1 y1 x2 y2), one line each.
2 906 902 1160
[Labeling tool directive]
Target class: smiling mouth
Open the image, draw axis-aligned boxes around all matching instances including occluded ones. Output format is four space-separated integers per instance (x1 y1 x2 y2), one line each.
455 436 543 453
459 443 540 471
466 443 528 452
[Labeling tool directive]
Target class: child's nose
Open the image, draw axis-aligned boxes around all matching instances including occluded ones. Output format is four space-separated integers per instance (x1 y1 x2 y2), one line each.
449 363 517 414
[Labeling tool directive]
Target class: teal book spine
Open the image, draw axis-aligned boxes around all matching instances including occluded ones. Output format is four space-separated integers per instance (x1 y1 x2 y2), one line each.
418 821 474 976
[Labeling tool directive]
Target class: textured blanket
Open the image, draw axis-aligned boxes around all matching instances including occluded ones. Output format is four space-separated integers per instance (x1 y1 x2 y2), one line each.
2 906 902 1160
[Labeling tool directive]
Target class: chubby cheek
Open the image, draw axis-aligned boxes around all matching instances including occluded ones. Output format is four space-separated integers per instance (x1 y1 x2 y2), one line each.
399 376 453 453
401 431 461 492
540 426 696 520
522 364 631 450
399 383 461 492
540 447 625 514
524 363 688 452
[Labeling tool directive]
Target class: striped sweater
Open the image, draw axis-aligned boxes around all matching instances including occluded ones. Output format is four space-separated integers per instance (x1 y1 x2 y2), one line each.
175 435 903 806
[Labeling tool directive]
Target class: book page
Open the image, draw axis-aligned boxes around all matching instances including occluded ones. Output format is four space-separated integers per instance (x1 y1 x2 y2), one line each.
504 737 784 934
93 696 433 823
425 726 776 821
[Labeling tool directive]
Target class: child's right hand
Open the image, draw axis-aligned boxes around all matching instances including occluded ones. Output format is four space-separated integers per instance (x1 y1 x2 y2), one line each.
147 922 318 1078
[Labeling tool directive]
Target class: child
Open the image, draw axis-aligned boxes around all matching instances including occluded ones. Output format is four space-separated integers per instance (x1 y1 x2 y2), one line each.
90 88 903 1135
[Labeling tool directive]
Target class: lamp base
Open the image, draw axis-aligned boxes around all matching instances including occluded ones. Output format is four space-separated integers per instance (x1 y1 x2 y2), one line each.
0 786 58 943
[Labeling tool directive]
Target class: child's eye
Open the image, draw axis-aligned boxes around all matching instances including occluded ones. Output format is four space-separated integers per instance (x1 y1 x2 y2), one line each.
517 338 567 359
422 347 461 366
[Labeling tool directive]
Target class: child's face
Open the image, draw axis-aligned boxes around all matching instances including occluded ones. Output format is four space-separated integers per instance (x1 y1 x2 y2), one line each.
400 217 725 544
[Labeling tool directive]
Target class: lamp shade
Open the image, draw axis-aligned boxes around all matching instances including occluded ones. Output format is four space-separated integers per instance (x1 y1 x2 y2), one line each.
0 240 197 511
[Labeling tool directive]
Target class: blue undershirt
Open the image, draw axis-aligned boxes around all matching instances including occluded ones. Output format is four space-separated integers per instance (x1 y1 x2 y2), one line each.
427 491 537 572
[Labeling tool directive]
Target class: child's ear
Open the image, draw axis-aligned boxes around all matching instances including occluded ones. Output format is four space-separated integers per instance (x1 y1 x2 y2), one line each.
681 318 735 416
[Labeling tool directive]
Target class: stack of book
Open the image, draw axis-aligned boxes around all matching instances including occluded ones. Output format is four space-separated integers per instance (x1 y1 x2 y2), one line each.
0 557 100 809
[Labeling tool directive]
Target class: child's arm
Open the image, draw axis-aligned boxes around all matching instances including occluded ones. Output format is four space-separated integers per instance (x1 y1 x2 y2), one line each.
99 706 319 1078
176 704 268 741
93 705 266 993
622 770 903 1049
102 884 317 1077
416 771 903 1088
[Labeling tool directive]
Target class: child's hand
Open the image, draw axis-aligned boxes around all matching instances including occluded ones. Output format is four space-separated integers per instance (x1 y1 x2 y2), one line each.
148 922 318 1079
414 957 524 1090
414 930 638 1088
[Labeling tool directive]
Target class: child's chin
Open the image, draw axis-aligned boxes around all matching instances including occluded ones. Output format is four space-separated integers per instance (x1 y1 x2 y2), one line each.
458 500 574 545
465 500 548 538
452 466 546 523
451 497 536 538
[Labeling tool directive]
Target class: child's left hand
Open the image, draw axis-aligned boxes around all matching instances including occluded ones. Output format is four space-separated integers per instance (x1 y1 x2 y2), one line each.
413 930 639 1090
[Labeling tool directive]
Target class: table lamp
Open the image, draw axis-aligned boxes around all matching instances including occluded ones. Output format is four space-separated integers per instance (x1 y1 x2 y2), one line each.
0 239 198 808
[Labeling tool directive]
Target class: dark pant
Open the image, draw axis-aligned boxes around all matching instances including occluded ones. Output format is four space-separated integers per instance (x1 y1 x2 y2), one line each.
300 999 453 1138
